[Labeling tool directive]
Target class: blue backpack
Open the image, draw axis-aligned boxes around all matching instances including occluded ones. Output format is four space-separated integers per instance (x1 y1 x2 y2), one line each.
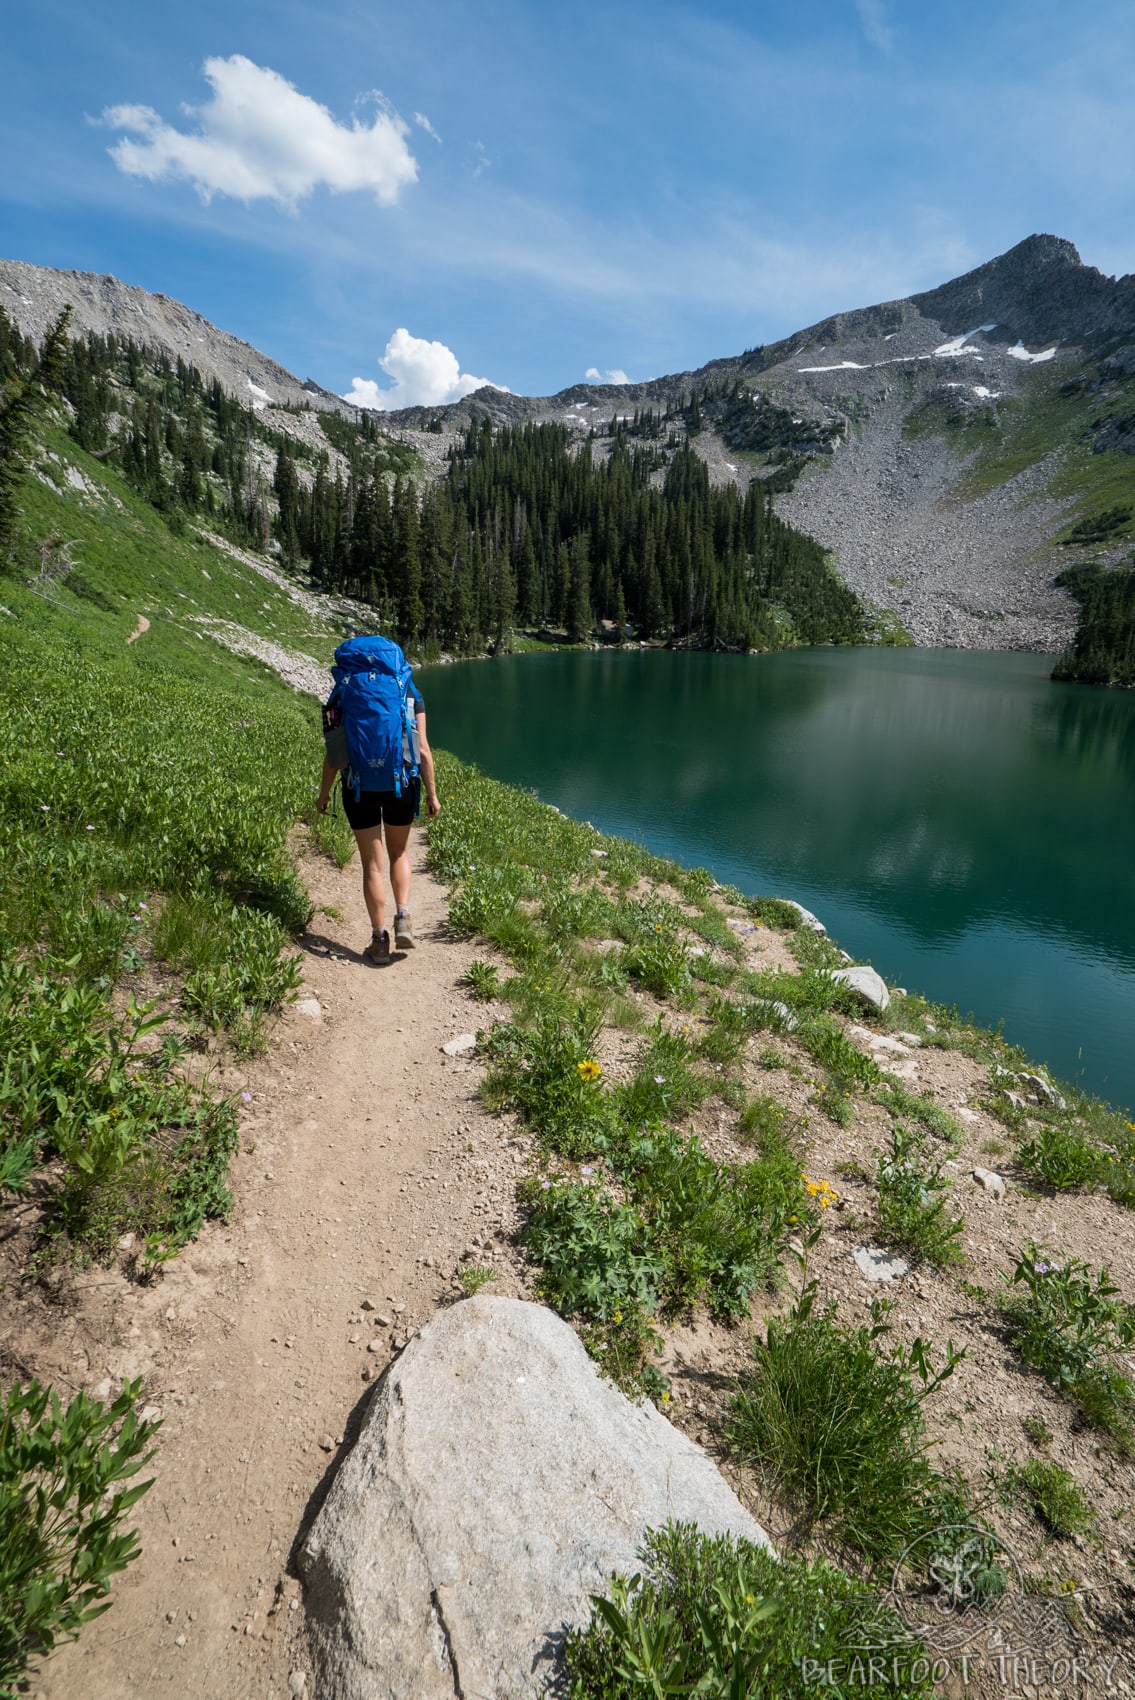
324 635 420 806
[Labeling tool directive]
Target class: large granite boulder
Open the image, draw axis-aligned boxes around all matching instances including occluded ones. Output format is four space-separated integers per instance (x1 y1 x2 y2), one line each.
830 964 891 1012
299 1296 772 1700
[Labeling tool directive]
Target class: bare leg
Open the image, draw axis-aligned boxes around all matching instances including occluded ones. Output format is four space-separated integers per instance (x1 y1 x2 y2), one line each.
353 824 388 934
385 821 413 914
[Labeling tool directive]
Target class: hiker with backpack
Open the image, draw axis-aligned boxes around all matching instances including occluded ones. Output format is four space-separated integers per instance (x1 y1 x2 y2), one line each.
315 635 440 965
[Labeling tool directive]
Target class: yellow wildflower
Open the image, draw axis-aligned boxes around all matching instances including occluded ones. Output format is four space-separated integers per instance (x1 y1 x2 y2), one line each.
577 1059 602 1083
801 1172 838 1209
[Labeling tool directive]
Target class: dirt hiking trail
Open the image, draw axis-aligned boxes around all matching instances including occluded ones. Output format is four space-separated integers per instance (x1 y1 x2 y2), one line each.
29 837 535 1700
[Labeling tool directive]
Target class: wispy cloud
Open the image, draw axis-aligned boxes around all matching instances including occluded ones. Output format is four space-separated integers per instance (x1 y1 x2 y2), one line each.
585 365 630 383
342 327 507 409
853 0 895 55
413 111 442 144
101 56 418 209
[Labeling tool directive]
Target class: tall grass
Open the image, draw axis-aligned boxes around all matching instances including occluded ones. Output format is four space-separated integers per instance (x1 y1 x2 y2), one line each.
0 626 345 1259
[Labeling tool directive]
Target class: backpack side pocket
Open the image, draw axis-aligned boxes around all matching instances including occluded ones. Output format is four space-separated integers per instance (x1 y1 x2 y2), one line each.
322 701 350 770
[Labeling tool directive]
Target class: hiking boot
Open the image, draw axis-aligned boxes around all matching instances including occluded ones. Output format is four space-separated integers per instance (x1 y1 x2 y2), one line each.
394 908 415 950
363 928 391 965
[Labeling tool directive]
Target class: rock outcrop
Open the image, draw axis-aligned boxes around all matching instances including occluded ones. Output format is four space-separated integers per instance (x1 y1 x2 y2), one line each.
831 964 891 1013
299 1296 772 1700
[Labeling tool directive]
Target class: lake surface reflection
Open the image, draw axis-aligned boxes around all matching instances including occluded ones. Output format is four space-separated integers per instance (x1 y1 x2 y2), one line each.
421 648 1135 1111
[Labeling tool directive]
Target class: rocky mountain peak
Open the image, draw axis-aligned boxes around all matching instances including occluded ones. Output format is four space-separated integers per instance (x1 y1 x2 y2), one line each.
912 232 1135 346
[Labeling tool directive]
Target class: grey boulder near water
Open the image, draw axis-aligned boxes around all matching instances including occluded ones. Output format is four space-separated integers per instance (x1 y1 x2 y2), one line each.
299 1296 772 1700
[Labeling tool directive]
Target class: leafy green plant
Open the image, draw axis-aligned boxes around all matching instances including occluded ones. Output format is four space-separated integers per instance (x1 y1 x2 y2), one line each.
461 960 503 1001
1001 1245 1135 1440
875 1124 964 1268
796 1012 880 1126
0 959 238 1261
611 1129 804 1320
481 1009 616 1159
566 1522 937 1700
1022 1413 1054 1447
1000 1459 1094 1539
621 931 692 1001
874 1081 961 1144
0 1377 158 1697
612 1022 713 1129
1017 1121 1101 1191
735 1093 803 1152
456 1264 497 1297
747 897 802 931
729 1279 967 1566
519 1177 666 1393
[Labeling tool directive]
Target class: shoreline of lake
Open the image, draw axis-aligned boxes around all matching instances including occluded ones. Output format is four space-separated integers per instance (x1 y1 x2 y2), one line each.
419 646 1135 1112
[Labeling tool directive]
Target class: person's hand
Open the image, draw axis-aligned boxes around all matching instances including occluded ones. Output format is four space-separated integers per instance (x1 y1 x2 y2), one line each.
316 792 330 815
427 794 441 818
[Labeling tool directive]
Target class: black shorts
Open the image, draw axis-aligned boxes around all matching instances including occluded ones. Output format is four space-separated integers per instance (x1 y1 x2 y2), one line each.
341 778 419 831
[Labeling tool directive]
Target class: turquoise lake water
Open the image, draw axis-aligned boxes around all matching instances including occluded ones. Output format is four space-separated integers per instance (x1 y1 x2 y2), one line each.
420 647 1135 1113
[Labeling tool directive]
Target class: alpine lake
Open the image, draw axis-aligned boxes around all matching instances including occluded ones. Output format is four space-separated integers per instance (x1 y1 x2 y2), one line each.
420 647 1135 1115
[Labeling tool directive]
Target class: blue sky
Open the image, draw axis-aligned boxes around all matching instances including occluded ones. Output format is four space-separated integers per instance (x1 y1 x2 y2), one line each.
3 0 1134 406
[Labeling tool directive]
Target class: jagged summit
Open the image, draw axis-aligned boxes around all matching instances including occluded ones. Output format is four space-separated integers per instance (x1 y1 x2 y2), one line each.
911 233 1135 346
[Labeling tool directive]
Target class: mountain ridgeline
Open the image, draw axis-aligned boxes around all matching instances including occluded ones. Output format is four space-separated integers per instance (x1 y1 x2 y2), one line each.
3 233 1135 676
0 302 877 655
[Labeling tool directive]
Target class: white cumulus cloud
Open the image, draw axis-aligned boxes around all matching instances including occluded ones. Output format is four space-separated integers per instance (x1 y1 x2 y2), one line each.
342 328 507 410
101 55 418 208
584 366 631 384
585 367 601 380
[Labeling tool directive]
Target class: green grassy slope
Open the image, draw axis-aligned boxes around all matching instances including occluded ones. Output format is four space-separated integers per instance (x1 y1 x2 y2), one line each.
11 424 347 681
0 422 357 1265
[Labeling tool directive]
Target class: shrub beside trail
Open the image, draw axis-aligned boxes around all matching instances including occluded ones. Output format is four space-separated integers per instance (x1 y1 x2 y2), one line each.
0 626 347 1262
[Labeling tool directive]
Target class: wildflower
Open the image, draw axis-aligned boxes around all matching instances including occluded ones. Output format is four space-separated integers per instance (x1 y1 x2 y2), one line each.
86 824 95 831
1034 1261 1051 1274
241 1091 252 1103
654 1075 666 1085
613 1311 623 1324
40 804 49 811
577 1060 602 1083
661 1391 671 1404
541 1179 552 1190
139 902 148 911
581 1165 594 1176
801 1172 838 1209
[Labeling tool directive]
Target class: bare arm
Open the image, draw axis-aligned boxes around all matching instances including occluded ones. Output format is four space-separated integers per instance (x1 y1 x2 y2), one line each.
316 755 338 814
416 712 441 816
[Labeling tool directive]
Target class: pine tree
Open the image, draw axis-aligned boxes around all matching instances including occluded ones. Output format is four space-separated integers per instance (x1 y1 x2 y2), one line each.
392 474 423 641
273 444 301 566
567 533 592 643
0 306 71 561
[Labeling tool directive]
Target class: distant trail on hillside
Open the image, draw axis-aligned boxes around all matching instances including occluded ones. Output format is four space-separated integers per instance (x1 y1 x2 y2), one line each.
126 615 150 645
